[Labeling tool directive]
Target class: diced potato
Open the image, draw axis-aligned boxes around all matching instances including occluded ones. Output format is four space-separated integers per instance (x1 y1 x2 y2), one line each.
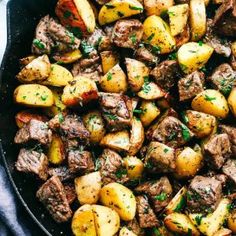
231 41 236 57
100 51 119 74
62 76 98 106
129 117 144 155
74 172 102 205
98 0 143 25
190 0 207 41
119 227 137 236
143 15 176 54
191 89 229 119
140 101 160 127
164 213 200 236
213 228 232 236
56 0 96 34
165 187 187 215
168 4 189 36
14 84 54 107
144 0 174 16
83 111 106 143
100 130 130 152
189 198 231 236
177 42 213 73
228 210 236 234
228 87 236 117
100 64 128 93
174 147 203 178
100 182 136 221
125 58 150 92
138 81 165 100
16 55 51 83
19 55 36 67
124 156 144 179
53 50 82 64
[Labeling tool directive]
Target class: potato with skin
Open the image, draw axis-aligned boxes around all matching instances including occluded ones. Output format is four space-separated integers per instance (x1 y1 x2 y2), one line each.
100 51 119 74
62 76 98 107
143 15 176 54
83 111 106 144
14 84 54 107
177 42 213 73
98 0 143 25
140 101 160 127
53 50 82 64
137 82 165 100
19 55 36 67
100 182 136 221
164 213 200 236
74 172 102 205
100 64 128 93
16 55 51 83
228 210 236 234
119 227 137 236
144 0 174 16
228 87 236 117
125 58 150 92
123 156 144 179
190 0 206 41
191 89 229 119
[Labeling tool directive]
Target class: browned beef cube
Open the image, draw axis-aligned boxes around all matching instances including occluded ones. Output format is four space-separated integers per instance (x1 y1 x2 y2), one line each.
36 176 72 223
145 142 176 173
208 63 236 95
187 176 222 213
86 27 105 47
48 166 76 182
147 116 194 148
178 71 205 101
63 183 76 204
99 93 132 131
136 195 159 228
126 218 145 236
135 177 173 213
68 150 94 174
220 125 236 156
98 149 128 184
14 119 52 145
135 47 159 66
204 134 232 169
15 148 48 180
150 60 180 91
49 114 90 141
222 159 236 184
112 19 143 49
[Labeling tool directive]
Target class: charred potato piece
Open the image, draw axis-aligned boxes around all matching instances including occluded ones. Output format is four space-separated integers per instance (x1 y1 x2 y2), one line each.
100 51 119 74
124 156 144 180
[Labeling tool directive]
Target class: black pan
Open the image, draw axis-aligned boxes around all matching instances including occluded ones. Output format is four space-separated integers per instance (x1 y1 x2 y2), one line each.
0 0 72 235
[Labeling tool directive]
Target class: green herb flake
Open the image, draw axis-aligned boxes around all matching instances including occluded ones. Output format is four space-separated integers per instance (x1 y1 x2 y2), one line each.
168 11 175 16
180 63 188 72
81 41 95 57
152 45 161 54
174 196 186 212
115 168 127 179
107 72 113 81
67 27 83 38
153 227 162 236
147 33 155 42
164 148 169 153
129 5 143 11
181 124 191 141
66 31 75 44
154 192 167 201
33 39 45 49
104 112 118 121
22 96 27 100
95 158 101 171
58 113 64 123
40 94 48 101
133 109 145 115
130 34 137 44
168 52 177 60
195 215 203 225
204 95 216 101
105 4 115 9
117 11 124 17
142 76 151 94
198 41 203 46
182 112 189 124
63 10 72 19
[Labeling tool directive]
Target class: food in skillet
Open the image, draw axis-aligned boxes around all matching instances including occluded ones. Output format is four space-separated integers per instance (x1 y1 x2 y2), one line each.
13 0 236 235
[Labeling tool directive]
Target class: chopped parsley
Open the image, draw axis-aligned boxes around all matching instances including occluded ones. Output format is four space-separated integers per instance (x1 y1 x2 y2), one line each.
107 72 113 81
142 76 151 94
179 63 188 72
104 112 118 120
117 11 124 17
67 27 82 38
105 4 115 9
164 148 169 153
195 215 203 225
168 11 175 16
145 160 153 169
63 10 72 19
153 228 162 236
40 94 48 101
80 41 94 57
168 52 177 60
133 109 145 114
168 131 177 141
181 124 191 141
152 45 161 54
33 39 45 49
154 192 167 201
95 158 101 171
198 41 203 46
129 5 143 11
174 196 186 212
22 96 27 100
130 34 137 44
204 94 216 101
182 112 189 124
115 168 127 179
147 33 155 42
200 66 207 73
58 113 64 123
66 30 75 44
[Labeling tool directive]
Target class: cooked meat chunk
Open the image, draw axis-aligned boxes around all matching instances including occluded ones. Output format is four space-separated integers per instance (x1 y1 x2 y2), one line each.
187 175 222 213
32 15 54 55
63 183 76 204
99 93 132 131
136 195 159 228
98 149 128 184
135 47 159 66
213 0 236 37
178 71 205 101
68 149 94 174
220 125 236 156
135 177 173 213
14 119 52 145
112 20 143 49
126 218 145 236
36 176 72 223
204 19 231 57
145 142 176 173
48 166 76 182
147 116 194 148
48 114 90 141
15 148 48 180
222 159 236 184
203 134 232 169
208 63 236 95
94 0 110 4
150 60 180 91
86 27 105 47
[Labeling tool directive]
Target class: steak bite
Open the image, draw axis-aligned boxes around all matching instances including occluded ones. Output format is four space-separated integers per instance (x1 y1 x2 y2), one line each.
203 134 232 169
187 176 222 213
36 176 72 223
136 195 159 228
15 148 48 180
135 46 159 66
99 92 132 132
222 159 236 184
48 166 76 182
63 183 77 204
135 177 173 213
178 71 205 101
126 218 145 236
14 119 52 145
112 19 143 49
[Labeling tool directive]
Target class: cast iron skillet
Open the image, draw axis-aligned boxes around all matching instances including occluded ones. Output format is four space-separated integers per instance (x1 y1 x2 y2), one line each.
0 0 72 235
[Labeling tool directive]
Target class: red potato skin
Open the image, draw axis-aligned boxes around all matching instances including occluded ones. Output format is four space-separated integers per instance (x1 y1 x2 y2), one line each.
55 0 87 34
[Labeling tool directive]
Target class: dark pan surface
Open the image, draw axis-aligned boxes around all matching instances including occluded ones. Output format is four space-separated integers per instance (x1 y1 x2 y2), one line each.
0 0 72 235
